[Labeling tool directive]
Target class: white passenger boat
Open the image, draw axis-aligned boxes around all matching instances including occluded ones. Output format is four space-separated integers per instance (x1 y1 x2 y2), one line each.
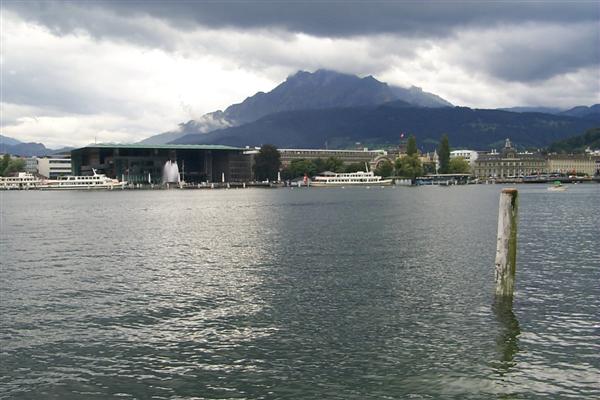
0 172 42 190
40 170 127 190
311 171 393 187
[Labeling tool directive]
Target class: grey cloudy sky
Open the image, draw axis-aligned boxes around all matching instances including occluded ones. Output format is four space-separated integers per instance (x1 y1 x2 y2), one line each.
1 0 599 147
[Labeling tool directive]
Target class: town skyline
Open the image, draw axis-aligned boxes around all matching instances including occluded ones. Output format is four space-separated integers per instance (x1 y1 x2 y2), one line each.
1 1 599 147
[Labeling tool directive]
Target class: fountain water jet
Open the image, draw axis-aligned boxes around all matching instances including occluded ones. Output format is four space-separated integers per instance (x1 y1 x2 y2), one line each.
162 160 181 184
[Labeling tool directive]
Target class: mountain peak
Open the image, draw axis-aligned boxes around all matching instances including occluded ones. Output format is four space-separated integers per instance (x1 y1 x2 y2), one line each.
140 69 454 144
560 104 600 122
223 69 399 124
286 69 373 86
1 134 23 146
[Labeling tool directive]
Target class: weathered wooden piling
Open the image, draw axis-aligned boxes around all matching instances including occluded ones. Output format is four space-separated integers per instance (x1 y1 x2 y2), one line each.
495 188 518 297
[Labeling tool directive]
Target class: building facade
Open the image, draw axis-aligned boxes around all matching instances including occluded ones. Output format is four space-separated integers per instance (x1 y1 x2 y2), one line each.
24 157 39 174
450 150 479 166
473 139 547 178
37 157 72 178
71 144 253 183
547 155 600 176
279 148 387 168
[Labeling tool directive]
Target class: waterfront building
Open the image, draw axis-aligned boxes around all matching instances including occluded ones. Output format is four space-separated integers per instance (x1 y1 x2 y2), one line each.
37 156 72 178
24 157 39 174
547 154 600 176
450 150 478 166
473 139 547 178
71 144 252 183
279 148 387 168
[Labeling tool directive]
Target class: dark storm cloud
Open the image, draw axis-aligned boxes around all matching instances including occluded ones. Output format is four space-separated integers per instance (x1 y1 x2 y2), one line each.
4 0 598 38
4 0 598 85
445 22 600 82
1 0 598 123
124 1 598 37
484 34 599 82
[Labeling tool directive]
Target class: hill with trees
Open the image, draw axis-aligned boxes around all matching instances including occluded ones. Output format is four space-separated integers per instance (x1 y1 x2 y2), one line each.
173 103 598 151
547 128 600 153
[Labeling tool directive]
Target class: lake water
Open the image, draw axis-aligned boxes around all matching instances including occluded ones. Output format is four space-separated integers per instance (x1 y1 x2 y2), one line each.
1 184 599 399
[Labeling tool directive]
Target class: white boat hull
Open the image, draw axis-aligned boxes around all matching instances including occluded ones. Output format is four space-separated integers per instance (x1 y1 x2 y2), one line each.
40 170 127 190
39 183 126 190
311 179 393 187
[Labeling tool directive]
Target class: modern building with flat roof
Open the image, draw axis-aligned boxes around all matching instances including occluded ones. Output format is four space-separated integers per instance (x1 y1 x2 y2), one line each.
37 156 72 178
71 144 253 183
24 157 39 174
450 150 479 166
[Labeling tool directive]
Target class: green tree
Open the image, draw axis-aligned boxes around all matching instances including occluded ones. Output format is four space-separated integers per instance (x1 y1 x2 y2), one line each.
325 156 344 172
253 144 281 181
395 155 423 180
0 154 10 176
375 159 393 177
449 157 471 174
282 159 317 179
312 158 327 173
438 134 450 174
2 158 25 176
394 158 402 174
344 162 368 173
422 161 436 175
13 158 25 173
406 135 418 156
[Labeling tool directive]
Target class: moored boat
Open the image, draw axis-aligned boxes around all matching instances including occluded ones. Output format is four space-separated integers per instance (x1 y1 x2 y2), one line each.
40 170 127 190
311 171 393 187
0 172 42 190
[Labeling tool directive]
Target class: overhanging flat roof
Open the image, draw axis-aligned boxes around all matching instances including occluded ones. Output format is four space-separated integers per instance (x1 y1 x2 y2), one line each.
72 144 243 151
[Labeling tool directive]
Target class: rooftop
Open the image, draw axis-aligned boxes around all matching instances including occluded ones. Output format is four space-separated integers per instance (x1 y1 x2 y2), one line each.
547 154 600 160
72 144 243 151
279 148 386 153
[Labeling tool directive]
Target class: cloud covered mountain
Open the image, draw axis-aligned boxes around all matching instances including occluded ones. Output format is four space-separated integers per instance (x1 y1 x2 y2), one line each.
139 70 452 144
138 112 233 145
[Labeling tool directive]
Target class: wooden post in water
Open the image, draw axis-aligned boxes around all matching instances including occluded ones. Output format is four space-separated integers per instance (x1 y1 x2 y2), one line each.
495 188 518 298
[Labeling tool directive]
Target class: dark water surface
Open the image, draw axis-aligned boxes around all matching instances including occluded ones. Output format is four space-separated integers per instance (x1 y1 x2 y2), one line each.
1 185 599 399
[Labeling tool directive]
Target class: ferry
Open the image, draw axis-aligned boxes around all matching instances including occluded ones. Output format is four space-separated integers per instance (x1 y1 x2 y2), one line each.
0 172 42 190
311 171 393 187
40 170 127 190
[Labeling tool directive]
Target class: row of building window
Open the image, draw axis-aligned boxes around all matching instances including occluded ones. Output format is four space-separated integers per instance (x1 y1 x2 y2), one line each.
478 162 544 167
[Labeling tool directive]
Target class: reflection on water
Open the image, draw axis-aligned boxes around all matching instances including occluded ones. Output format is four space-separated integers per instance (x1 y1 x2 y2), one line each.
1 184 599 399
492 296 520 376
